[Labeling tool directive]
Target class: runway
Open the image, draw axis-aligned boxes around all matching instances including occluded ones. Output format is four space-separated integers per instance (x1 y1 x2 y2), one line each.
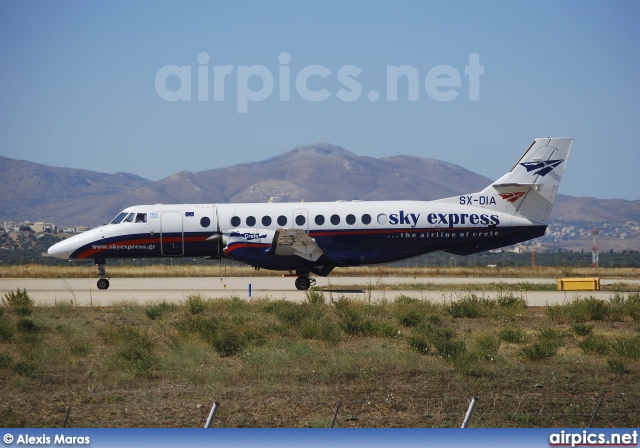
0 276 632 307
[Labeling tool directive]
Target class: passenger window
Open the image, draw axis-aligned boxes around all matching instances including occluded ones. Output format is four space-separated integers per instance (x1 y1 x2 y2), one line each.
231 216 241 227
330 214 340 225
262 216 272 226
200 217 211 228
246 216 256 227
124 213 135 223
362 214 372 225
277 215 287 226
346 214 355 225
135 213 147 223
110 212 128 224
295 215 306 226
377 214 387 225
315 215 325 225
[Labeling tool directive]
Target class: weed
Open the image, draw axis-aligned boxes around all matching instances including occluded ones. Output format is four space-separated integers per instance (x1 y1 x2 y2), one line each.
265 300 312 326
610 336 640 359
145 301 176 320
395 295 419 304
472 333 501 361
14 361 38 377
454 353 486 377
100 326 156 376
497 293 527 308
0 319 14 342
548 297 610 323
17 318 42 333
446 294 491 318
499 326 526 344
2 288 34 316
607 358 628 374
571 323 593 336
305 290 325 305
186 294 206 315
520 342 557 361
212 327 246 357
536 326 566 347
0 352 11 369
578 335 609 355
397 309 422 327
69 340 91 356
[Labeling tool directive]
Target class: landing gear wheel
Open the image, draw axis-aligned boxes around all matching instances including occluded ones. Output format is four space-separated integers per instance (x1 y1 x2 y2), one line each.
295 275 311 291
96 261 110 290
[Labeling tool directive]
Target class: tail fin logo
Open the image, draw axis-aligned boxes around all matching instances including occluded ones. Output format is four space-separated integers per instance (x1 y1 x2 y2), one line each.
519 159 564 176
498 192 526 203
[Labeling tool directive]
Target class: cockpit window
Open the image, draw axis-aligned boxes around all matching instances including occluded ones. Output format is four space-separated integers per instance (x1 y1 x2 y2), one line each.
110 212 128 224
123 213 135 223
135 213 147 223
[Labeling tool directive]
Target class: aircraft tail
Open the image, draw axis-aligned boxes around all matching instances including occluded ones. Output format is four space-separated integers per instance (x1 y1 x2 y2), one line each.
468 137 573 224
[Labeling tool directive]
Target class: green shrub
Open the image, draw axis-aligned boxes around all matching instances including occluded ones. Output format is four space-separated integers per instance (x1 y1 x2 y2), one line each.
578 335 609 355
17 318 42 333
407 333 430 354
472 333 501 361
300 318 342 345
497 294 527 309
212 328 246 357
0 319 14 342
397 309 422 327
548 297 610 323
520 342 557 361
536 326 566 347
499 326 526 343
305 290 325 305
572 323 593 336
100 326 157 376
265 300 311 326
408 323 464 359
395 295 419 304
446 294 491 318
2 288 34 316
175 316 219 341
610 336 640 359
186 294 206 315
145 301 176 320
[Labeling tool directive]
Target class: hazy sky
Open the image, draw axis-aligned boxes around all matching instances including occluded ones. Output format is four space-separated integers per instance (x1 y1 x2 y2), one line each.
1 1 639 200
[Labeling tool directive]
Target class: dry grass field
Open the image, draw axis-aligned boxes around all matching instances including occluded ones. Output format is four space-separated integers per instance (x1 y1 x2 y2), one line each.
1 287 640 428
2 264 640 280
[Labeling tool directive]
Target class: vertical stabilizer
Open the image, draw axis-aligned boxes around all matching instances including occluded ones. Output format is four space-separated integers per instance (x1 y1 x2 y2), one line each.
479 137 573 223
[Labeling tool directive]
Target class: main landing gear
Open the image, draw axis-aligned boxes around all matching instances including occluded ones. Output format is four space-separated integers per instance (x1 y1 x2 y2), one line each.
295 275 316 291
96 261 110 290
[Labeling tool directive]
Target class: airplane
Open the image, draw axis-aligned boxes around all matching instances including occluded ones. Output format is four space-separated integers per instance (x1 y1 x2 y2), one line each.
48 137 573 290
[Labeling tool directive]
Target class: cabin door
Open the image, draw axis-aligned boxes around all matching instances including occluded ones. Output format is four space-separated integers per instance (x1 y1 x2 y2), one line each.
161 211 184 256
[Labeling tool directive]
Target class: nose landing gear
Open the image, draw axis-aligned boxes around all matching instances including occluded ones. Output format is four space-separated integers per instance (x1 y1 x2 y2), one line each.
96 261 110 290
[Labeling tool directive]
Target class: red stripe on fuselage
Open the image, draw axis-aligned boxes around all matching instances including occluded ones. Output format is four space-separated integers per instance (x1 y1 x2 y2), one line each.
224 243 271 255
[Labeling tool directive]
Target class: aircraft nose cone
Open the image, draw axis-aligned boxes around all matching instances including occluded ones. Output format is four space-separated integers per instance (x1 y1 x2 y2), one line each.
47 240 71 259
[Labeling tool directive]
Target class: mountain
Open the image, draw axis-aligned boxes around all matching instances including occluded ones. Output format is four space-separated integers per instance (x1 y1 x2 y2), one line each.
1 145 639 230
0 155 152 226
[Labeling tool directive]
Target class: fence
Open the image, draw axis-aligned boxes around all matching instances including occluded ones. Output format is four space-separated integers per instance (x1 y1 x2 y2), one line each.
2 394 638 428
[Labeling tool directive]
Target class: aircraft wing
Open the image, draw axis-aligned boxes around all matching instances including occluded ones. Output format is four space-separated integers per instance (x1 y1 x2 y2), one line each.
270 228 324 262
